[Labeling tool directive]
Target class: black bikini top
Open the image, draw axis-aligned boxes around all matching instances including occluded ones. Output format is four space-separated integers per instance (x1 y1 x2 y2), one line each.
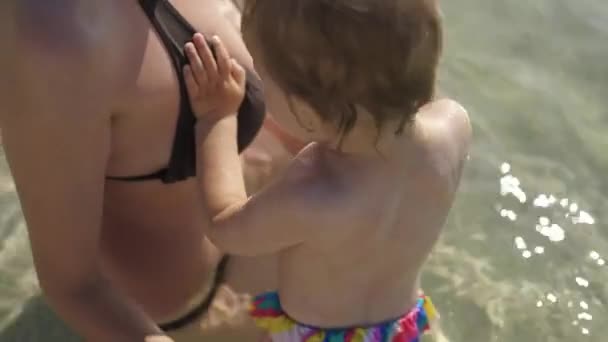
108 0 265 184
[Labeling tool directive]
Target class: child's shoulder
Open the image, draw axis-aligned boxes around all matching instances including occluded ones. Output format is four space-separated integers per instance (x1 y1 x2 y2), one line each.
423 98 470 135
405 99 471 188
419 98 471 157
263 143 356 230
274 143 328 197
285 143 321 177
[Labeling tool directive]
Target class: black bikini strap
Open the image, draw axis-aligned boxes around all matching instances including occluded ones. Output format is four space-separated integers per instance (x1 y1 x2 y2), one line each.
138 0 197 183
159 256 230 332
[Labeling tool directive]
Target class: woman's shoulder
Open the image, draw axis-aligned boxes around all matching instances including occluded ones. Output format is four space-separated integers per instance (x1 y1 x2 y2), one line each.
14 2 113 60
6 2 130 120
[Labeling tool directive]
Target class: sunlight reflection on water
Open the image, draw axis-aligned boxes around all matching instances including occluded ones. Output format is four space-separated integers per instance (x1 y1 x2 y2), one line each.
496 162 603 338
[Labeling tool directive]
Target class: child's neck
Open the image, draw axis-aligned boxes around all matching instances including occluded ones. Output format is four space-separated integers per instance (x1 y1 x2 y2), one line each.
317 115 414 159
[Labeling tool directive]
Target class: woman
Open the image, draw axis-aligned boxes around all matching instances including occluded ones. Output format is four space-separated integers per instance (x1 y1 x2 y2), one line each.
0 0 293 341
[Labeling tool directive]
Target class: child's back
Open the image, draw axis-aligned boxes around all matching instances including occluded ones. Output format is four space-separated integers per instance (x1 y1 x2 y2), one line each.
269 99 470 328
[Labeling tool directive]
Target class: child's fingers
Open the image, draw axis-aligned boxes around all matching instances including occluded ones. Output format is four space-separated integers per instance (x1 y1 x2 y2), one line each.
185 43 207 87
230 58 246 87
185 41 205 75
211 36 231 79
193 33 218 84
183 65 200 100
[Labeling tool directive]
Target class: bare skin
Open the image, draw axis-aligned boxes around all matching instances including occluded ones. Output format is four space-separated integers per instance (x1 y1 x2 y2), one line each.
0 0 287 341
185 36 471 331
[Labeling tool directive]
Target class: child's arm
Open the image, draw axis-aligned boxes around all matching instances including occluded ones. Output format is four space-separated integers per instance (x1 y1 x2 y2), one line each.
198 121 311 256
184 34 312 255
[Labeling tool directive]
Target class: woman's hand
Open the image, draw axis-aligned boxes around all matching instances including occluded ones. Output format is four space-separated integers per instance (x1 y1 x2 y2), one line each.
184 33 246 121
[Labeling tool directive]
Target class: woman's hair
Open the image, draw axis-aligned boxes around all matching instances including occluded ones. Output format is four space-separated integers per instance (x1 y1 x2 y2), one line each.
242 0 442 136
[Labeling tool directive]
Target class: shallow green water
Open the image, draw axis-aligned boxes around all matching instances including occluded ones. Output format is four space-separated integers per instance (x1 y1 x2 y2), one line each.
1 1 607 341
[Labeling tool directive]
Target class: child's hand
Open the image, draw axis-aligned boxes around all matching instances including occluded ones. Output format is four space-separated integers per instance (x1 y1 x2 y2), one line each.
184 33 246 121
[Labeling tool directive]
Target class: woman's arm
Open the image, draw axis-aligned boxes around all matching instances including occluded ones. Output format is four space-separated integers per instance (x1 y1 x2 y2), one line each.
0 10 171 342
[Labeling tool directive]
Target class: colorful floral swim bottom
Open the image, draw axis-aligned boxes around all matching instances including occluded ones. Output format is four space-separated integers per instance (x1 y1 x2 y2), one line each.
250 292 438 342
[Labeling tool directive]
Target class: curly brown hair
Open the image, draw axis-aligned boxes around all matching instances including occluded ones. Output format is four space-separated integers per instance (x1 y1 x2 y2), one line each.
242 0 442 136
